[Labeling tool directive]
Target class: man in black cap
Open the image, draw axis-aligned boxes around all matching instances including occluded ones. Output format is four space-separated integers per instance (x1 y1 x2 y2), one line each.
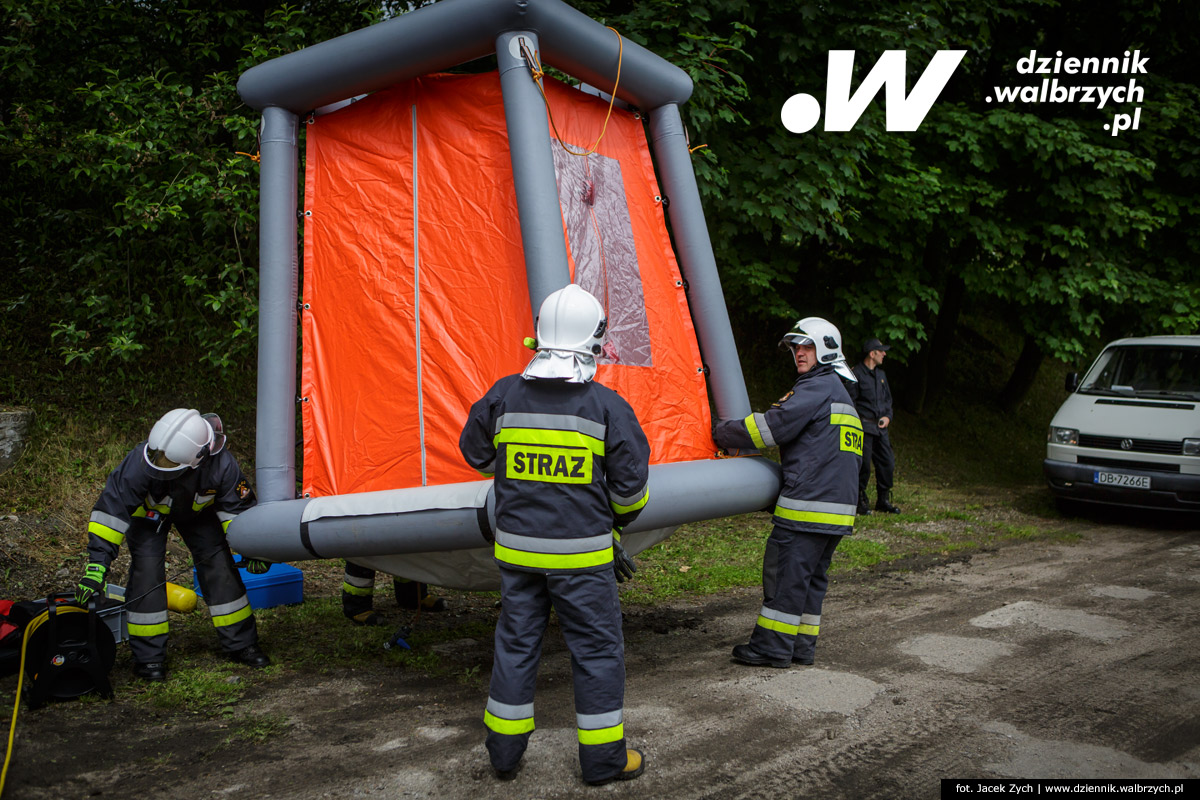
850 338 901 515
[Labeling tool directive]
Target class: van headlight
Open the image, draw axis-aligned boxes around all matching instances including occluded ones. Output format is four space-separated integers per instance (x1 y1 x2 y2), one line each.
1048 426 1079 445
1184 439 1200 456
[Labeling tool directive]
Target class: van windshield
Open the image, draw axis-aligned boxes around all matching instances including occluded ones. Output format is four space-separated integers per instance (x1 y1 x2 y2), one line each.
1079 346 1200 399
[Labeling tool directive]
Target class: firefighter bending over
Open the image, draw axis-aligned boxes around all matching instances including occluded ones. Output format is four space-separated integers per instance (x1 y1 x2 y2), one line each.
75 409 271 681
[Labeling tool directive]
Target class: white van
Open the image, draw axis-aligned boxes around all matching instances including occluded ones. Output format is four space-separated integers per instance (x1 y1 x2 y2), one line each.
1044 335 1200 512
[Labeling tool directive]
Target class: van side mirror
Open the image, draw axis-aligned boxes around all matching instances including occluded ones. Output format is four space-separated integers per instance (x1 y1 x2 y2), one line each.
1064 372 1079 392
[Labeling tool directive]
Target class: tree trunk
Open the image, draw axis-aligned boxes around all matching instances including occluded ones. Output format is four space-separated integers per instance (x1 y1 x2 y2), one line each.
905 272 965 415
923 273 966 407
999 332 1045 412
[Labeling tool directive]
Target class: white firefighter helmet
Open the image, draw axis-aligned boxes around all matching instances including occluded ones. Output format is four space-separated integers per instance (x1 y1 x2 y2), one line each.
523 284 607 382
535 284 607 356
143 408 215 473
780 316 857 382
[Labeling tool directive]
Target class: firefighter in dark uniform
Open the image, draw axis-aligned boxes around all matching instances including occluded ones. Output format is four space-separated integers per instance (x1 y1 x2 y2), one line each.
74 408 271 681
342 561 445 626
714 317 862 668
459 285 650 785
850 337 901 514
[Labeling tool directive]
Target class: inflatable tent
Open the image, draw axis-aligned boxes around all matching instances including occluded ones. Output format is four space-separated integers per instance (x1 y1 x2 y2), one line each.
229 0 781 590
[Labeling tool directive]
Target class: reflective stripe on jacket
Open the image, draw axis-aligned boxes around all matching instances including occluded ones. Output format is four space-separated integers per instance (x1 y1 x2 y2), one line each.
459 374 651 574
713 365 862 535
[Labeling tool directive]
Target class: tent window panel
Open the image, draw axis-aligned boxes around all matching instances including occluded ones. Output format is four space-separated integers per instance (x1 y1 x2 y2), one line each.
552 146 652 368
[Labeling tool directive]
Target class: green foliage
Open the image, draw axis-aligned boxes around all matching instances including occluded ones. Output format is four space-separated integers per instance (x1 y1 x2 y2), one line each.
0 0 394 382
1 0 1196 406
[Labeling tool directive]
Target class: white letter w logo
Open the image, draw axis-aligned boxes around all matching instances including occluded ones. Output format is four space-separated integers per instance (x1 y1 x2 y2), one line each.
782 50 966 133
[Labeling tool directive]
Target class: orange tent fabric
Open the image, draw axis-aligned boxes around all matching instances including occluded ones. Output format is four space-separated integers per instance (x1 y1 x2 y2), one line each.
302 72 714 498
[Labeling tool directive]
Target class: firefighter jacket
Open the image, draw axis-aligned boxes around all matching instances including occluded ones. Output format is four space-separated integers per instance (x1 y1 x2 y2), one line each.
849 361 893 436
713 365 862 536
459 374 651 575
86 443 256 569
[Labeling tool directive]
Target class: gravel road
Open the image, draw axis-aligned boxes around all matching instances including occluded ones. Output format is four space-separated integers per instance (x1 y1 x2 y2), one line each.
5 519 1198 799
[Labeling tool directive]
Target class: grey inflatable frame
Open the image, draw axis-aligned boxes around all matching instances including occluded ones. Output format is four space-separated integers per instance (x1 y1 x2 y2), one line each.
228 0 781 570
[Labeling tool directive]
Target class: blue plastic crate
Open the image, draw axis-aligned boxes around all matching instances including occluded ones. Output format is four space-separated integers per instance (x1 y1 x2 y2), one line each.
194 559 304 610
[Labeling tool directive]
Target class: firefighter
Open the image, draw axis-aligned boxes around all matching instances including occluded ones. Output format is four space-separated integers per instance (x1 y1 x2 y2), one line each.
459 284 650 785
713 318 862 668
74 408 271 681
341 560 445 626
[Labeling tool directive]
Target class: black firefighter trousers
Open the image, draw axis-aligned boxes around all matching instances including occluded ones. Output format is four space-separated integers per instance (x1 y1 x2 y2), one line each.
484 567 627 783
124 514 257 664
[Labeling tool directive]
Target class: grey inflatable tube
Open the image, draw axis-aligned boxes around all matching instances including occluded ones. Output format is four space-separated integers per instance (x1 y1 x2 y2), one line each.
227 457 781 563
237 0 692 114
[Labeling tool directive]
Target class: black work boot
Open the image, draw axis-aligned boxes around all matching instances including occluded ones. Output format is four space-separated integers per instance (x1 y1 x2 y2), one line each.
875 489 901 514
857 491 872 516
229 644 271 668
731 643 790 669
133 661 167 682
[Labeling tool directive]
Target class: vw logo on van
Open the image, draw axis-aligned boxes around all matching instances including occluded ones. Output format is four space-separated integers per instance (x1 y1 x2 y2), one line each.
1120 439 1133 450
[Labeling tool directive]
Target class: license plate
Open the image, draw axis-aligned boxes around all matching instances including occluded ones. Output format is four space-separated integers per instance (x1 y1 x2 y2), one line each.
1093 471 1151 489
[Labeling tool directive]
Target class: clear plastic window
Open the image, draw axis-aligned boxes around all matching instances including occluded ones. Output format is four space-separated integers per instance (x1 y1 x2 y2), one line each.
552 146 653 367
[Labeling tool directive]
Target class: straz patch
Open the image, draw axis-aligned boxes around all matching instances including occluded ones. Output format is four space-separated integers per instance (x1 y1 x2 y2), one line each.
840 426 864 456
236 479 250 499
771 391 794 409
506 445 592 484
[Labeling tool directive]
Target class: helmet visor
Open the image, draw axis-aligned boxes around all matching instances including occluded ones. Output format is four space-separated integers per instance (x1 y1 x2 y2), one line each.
201 413 226 456
781 334 815 349
143 444 188 474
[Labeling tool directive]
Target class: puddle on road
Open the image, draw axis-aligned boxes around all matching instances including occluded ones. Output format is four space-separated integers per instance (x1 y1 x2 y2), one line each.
734 668 882 715
898 634 1015 674
969 601 1128 642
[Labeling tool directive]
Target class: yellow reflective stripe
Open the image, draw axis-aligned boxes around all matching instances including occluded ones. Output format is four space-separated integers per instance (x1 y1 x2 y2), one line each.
87 521 125 546
484 710 535 735
610 488 649 514
797 623 820 636
475 469 495 477
773 506 855 528
212 604 253 628
494 427 604 457
756 614 800 635
494 543 613 571
743 413 767 449
192 499 215 511
128 621 169 637
132 500 171 517
578 723 624 746
342 583 373 597
830 413 862 429
221 519 232 533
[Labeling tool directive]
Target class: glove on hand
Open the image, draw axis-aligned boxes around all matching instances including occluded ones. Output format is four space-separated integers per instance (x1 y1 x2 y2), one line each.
612 531 638 584
243 559 272 575
75 562 108 606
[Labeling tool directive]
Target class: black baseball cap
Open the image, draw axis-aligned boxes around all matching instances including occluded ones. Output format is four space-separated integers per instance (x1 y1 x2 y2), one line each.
863 337 890 353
